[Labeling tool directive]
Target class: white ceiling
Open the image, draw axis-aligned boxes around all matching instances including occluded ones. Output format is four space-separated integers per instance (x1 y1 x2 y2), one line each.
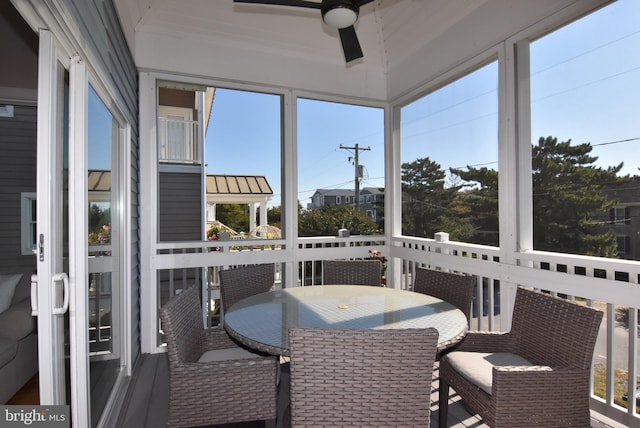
112 0 594 101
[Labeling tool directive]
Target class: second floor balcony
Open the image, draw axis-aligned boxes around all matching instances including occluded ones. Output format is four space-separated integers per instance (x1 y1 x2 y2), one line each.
158 116 200 164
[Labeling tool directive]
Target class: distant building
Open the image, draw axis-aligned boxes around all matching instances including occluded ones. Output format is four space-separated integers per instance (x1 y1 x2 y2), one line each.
598 177 640 260
308 187 384 224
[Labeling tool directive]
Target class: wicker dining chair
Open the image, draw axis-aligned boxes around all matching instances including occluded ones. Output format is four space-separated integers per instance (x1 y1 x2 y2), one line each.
413 267 475 321
287 327 439 427
159 285 278 428
438 286 604 428
322 259 382 286
219 263 275 313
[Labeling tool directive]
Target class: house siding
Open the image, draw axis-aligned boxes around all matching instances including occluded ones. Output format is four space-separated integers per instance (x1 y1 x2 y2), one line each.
159 172 202 241
0 104 37 274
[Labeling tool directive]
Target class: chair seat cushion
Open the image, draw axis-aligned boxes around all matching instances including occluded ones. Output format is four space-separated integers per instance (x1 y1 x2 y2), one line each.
198 346 259 363
444 351 535 394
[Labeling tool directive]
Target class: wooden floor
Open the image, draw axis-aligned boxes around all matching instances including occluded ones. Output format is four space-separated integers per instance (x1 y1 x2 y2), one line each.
7 356 623 427
111 353 485 428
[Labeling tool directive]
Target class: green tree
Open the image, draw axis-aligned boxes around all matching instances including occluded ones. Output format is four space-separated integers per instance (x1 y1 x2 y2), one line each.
401 157 461 238
532 136 627 257
266 205 281 228
298 204 380 237
449 136 629 256
448 166 499 246
215 204 249 233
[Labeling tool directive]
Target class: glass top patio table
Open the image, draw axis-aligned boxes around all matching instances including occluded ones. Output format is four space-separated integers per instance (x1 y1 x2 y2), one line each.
223 285 468 357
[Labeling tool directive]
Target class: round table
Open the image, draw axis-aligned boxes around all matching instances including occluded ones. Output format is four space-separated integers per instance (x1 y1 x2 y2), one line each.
223 285 468 357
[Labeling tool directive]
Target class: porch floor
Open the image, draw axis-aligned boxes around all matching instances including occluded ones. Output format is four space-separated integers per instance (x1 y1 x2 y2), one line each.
114 353 622 428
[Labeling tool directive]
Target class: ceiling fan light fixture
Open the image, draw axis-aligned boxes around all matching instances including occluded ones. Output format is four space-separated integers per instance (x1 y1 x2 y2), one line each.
322 2 358 29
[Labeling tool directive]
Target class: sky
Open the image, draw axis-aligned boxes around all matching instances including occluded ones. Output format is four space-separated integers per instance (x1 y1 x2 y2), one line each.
200 0 640 208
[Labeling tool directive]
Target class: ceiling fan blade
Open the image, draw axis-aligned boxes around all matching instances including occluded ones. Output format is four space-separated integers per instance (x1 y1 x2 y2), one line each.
339 25 363 63
357 0 376 5
233 0 322 9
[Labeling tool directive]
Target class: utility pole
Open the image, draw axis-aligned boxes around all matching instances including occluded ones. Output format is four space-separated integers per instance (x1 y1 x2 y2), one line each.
340 143 370 211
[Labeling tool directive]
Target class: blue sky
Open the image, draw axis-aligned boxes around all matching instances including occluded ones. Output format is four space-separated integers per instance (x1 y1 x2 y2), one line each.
205 0 639 208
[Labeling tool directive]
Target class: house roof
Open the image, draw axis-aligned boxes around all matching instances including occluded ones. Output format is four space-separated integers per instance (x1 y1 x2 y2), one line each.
88 170 110 192
206 174 273 196
312 189 355 197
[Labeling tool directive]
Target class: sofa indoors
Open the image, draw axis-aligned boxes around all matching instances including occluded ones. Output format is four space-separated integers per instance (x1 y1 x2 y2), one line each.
0 272 38 403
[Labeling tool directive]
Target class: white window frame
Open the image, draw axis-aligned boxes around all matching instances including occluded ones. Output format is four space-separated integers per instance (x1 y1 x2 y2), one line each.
613 207 627 226
20 191 37 255
336 196 341 204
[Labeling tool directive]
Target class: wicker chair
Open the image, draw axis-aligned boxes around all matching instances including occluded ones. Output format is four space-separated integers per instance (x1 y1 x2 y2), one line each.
413 267 475 321
322 259 382 286
159 285 278 428
219 263 275 313
287 327 439 427
438 286 604 428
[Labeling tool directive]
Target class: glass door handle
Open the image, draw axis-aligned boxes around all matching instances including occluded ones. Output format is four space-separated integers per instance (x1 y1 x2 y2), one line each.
30 274 38 316
52 272 70 315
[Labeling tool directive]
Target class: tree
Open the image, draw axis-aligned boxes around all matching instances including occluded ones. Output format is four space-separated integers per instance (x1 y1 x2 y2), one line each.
449 136 629 256
448 166 499 246
401 157 461 238
215 204 249 233
298 204 380 237
266 205 281 228
532 136 628 257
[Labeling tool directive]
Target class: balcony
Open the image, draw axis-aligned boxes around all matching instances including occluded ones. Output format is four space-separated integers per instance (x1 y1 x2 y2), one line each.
158 117 200 164
139 232 639 427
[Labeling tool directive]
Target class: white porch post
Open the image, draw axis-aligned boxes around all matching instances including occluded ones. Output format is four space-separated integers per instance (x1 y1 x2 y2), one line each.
249 203 257 231
259 199 267 226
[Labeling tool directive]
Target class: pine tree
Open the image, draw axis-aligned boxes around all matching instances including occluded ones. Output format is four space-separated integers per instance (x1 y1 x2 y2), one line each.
401 157 462 238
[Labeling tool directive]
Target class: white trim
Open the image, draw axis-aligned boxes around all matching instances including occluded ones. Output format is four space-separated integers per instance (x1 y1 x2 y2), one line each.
139 72 160 353
35 27 66 406
68 54 91 428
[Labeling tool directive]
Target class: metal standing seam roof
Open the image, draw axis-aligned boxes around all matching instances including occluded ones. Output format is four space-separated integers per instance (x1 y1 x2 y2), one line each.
88 170 111 191
87 172 273 197
206 175 273 196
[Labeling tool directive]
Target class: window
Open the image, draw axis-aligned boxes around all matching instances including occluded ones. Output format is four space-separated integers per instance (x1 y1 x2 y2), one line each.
20 192 36 255
206 88 283 236
616 236 630 254
530 0 640 258
297 98 384 236
610 207 630 226
401 62 499 244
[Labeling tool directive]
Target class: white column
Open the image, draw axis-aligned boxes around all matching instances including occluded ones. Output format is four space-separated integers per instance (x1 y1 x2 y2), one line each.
259 199 267 226
249 203 256 231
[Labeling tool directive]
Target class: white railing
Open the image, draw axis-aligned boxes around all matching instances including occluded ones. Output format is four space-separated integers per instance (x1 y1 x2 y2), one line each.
157 117 200 163
151 233 639 427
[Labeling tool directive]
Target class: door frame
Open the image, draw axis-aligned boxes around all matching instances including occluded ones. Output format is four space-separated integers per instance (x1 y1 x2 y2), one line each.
35 28 71 407
22 7 133 426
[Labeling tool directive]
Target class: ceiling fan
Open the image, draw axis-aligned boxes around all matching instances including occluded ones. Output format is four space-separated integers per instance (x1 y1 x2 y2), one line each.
233 0 375 63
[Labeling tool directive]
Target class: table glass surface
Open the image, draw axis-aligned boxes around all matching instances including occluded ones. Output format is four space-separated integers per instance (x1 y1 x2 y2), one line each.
223 285 468 356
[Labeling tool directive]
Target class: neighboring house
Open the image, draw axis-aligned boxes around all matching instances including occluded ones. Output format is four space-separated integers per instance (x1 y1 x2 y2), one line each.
360 187 384 224
308 187 384 223
308 189 355 209
599 177 640 260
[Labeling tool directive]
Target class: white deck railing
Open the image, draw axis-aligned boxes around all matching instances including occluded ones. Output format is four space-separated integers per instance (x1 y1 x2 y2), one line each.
157 117 200 163
152 234 639 427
